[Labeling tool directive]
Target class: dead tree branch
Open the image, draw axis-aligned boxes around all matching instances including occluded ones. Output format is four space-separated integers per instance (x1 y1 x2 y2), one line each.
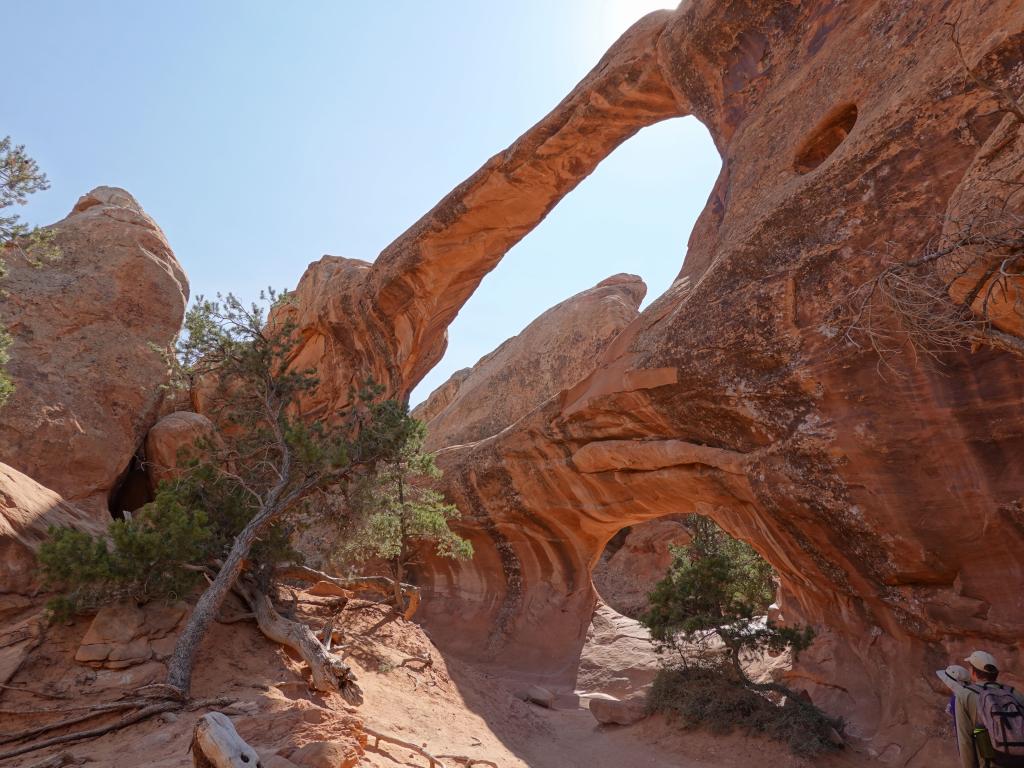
233 578 359 701
275 563 421 620
190 711 260 768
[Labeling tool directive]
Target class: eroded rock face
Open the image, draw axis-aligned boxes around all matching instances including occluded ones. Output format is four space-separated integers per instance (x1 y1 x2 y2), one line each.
592 518 691 618
75 601 188 669
0 462 105 594
413 274 646 449
0 187 188 519
355 2 1024 761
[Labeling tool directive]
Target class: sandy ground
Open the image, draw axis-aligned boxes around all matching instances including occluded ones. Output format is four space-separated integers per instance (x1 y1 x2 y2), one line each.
0 595 883 768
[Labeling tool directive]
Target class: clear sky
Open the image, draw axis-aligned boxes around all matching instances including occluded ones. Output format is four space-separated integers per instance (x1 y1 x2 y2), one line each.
6 1 719 406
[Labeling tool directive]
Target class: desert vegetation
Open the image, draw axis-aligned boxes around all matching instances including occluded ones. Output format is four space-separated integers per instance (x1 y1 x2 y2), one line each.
0 137 54 406
641 515 840 756
28 290 473 756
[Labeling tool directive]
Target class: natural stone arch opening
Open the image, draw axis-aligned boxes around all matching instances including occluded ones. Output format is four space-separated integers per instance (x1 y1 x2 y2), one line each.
591 516 692 619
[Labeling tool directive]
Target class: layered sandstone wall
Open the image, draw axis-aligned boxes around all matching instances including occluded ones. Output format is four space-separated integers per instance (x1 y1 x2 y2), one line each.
359 2 1024 762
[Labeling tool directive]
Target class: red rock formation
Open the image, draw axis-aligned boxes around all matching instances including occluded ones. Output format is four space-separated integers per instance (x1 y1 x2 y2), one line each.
0 463 105 595
0 187 188 519
144 411 220 487
412 274 646 449
300 2 1022 761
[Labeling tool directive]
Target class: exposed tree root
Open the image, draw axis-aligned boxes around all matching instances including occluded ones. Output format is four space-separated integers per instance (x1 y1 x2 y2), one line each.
190 711 260 768
0 682 69 701
275 564 421 620
363 726 497 768
233 579 360 702
437 757 499 768
0 700 147 745
0 696 234 762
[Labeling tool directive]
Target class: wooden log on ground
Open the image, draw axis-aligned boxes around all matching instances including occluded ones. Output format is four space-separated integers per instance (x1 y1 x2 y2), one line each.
235 580 355 695
191 711 261 768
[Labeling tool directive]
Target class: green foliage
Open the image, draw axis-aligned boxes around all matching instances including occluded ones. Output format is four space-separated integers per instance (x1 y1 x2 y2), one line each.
0 326 12 406
647 666 841 756
339 407 473 583
38 487 215 617
641 515 814 672
640 516 834 755
0 136 55 407
41 290 455 618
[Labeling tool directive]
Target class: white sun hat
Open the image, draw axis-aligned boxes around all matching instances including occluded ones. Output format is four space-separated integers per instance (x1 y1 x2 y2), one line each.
936 664 971 691
965 651 999 674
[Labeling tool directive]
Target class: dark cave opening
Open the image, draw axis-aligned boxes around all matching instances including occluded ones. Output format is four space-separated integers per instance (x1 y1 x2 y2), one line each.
108 450 154 519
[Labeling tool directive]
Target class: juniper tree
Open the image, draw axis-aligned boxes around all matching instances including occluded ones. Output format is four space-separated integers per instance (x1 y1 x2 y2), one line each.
338 412 472 610
159 290 423 696
0 136 52 405
641 514 813 680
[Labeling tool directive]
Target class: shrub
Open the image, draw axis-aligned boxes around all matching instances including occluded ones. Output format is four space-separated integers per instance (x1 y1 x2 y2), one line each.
335 407 472 593
647 665 842 756
39 486 215 617
641 514 813 672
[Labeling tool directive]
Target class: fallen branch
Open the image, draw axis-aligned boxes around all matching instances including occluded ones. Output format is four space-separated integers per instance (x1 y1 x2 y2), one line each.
0 696 234 762
276 564 421 620
437 756 499 768
191 711 260 768
234 579 358 698
363 727 445 767
399 655 433 670
362 727 497 768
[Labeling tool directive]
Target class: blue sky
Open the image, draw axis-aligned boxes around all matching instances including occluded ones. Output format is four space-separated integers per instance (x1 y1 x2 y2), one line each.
6 1 719 405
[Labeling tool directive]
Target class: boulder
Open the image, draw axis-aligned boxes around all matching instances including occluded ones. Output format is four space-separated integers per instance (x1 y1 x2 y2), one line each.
0 462 105 594
577 603 660 699
515 684 555 708
0 187 188 519
144 410 219 487
589 696 647 726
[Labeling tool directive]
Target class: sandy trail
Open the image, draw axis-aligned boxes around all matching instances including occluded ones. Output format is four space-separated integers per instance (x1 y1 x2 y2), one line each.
0 597 881 768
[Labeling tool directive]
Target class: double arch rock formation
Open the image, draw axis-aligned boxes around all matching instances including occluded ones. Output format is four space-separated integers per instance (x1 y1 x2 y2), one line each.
280 1 1024 760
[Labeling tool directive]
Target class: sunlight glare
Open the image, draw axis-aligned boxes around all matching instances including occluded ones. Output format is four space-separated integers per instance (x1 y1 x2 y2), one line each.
602 0 678 42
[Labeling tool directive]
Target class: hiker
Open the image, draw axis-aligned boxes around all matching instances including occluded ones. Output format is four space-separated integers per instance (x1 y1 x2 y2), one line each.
941 651 1024 768
938 665 972 739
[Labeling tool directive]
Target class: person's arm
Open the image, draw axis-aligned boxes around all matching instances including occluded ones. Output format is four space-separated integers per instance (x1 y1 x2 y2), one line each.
955 690 979 768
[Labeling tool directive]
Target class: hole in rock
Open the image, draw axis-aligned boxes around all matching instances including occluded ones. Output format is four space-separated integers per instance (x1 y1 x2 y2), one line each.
592 514 694 619
793 103 858 174
592 514 780 622
409 115 722 407
108 450 154 519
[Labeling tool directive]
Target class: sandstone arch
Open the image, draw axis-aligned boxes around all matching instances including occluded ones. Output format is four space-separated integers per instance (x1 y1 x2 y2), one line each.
278 2 1024 761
